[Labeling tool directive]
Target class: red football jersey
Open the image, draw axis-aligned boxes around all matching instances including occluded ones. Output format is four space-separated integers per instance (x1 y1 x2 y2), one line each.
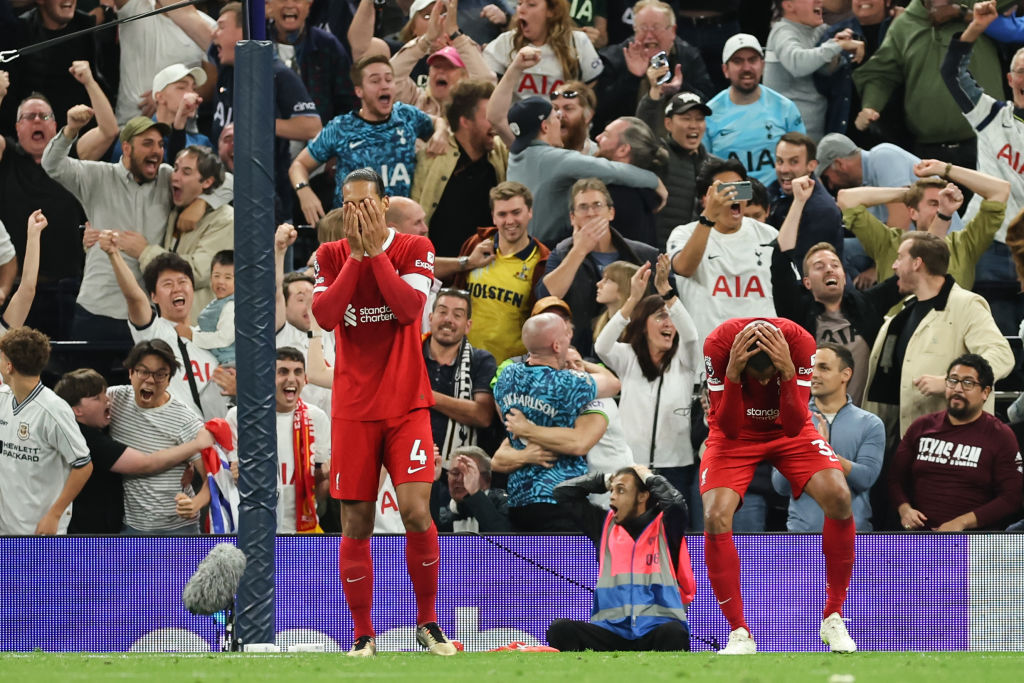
704 317 816 441
312 229 436 421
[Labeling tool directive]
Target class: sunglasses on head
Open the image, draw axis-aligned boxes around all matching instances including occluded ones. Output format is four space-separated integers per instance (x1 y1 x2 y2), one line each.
550 90 579 100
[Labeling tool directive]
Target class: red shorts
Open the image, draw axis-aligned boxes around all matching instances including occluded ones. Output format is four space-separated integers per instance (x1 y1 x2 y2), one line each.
330 408 434 501
699 427 842 500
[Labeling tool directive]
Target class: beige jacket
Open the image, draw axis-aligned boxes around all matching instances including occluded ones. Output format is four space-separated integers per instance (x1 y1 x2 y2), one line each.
411 131 508 225
391 33 497 116
863 278 1013 436
139 203 235 323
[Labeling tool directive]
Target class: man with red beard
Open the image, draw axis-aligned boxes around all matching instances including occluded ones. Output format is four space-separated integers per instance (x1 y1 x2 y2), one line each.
550 80 598 154
42 110 233 344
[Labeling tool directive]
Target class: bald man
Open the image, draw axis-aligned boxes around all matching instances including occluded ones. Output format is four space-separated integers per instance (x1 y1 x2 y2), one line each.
386 196 495 282
491 313 617 531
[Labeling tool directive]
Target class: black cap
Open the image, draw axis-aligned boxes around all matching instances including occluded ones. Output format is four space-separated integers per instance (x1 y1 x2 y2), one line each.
508 96 553 154
664 91 712 117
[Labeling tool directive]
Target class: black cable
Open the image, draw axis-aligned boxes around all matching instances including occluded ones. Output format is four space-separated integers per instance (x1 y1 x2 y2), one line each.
0 0 206 63
462 532 720 650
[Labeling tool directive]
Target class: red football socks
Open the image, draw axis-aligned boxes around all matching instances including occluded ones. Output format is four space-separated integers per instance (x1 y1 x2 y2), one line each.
339 536 375 637
704 531 748 632
405 524 440 626
822 516 856 618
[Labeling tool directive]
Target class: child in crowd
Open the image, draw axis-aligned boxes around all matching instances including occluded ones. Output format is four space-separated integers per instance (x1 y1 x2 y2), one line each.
593 261 639 342
193 250 235 365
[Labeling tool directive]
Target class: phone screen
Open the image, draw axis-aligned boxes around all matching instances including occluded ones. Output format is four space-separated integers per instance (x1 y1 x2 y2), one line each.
719 181 753 202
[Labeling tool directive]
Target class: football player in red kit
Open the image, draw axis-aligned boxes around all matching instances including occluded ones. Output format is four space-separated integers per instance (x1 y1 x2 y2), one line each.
701 318 856 655
311 168 456 657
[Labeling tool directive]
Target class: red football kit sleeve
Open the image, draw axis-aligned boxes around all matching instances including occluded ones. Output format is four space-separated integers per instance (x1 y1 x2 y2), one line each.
704 317 816 441
312 229 436 421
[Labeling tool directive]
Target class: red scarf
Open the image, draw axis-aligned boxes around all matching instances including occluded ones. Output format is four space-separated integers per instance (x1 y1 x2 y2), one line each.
292 398 318 533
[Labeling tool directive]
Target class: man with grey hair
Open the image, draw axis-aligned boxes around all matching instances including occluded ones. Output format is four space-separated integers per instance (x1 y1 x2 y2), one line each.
438 445 510 532
594 0 714 133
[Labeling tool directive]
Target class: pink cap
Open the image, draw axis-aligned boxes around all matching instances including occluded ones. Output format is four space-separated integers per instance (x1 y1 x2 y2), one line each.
428 46 466 69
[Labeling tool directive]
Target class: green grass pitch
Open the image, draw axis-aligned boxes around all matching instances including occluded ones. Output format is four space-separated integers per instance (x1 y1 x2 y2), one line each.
2 652 1022 682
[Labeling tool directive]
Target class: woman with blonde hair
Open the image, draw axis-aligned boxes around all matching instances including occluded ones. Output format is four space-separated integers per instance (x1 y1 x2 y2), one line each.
483 0 603 101
592 261 638 342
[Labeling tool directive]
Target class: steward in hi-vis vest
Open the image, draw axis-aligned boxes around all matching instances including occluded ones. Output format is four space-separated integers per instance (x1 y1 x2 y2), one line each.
547 465 694 651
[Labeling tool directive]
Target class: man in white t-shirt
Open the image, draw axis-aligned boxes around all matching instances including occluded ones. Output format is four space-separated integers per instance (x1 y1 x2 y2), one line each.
668 157 778 348
101 232 228 419
227 347 330 533
113 0 216 124
0 327 91 534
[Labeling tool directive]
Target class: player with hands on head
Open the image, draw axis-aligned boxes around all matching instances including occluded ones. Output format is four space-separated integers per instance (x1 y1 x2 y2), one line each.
311 167 455 658
702 317 857 655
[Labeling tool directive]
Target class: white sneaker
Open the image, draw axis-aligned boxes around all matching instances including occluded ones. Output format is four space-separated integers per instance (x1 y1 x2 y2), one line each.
718 627 757 655
820 613 857 653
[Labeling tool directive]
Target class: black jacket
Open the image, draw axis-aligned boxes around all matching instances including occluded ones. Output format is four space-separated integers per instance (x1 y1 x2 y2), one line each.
594 36 714 134
770 247 903 348
537 229 659 358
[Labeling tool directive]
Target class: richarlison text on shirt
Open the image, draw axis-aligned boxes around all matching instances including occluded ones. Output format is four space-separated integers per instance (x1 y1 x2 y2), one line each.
916 437 982 468
499 394 558 419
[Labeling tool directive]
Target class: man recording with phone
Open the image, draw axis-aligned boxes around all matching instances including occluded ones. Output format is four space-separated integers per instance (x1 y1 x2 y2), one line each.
593 0 714 133
668 158 779 350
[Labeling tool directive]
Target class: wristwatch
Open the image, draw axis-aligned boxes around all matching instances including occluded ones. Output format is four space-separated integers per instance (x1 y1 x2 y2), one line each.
294 181 310 191
458 255 470 271
449 29 463 40
697 215 715 228
660 290 675 301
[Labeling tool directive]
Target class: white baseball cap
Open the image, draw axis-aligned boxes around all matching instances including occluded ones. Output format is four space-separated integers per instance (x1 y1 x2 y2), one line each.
152 63 207 95
409 0 436 16
722 33 764 63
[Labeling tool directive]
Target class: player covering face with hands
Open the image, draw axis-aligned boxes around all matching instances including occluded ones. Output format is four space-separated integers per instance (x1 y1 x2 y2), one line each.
311 168 455 657
701 318 857 655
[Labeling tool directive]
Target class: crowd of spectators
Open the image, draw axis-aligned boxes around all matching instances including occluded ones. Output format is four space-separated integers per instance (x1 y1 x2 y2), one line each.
1 0 1023 536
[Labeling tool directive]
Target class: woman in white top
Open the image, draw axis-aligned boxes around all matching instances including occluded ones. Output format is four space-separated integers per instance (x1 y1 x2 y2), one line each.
483 0 603 101
594 255 699 517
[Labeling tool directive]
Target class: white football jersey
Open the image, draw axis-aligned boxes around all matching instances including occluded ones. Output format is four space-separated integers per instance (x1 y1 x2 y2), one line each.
667 216 779 348
0 383 90 534
964 92 1024 243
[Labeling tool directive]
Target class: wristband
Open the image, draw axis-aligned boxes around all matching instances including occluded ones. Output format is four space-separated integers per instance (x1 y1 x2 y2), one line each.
943 162 953 179
936 211 952 222
697 214 715 228
661 290 675 301
448 30 463 40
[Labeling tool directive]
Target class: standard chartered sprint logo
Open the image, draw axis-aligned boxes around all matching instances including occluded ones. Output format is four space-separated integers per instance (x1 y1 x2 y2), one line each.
746 408 780 420
344 304 397 327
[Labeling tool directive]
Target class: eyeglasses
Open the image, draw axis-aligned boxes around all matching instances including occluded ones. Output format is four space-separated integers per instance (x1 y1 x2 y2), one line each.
634 24 671 35
573 202 608 213
945 377 981 390
550 90 579 100
17 112 54 122
133 367 171 381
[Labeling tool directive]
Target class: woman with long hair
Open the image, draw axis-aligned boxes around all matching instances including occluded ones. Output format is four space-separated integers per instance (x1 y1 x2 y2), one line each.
483 0 603 101
593 261 639 342
594 255 700 518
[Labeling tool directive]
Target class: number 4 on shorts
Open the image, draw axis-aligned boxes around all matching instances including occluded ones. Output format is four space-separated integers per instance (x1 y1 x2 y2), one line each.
407 439 428 473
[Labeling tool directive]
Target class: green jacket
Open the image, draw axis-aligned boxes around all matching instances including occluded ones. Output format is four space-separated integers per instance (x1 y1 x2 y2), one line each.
843 199 1006 294
853 0 1003 144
